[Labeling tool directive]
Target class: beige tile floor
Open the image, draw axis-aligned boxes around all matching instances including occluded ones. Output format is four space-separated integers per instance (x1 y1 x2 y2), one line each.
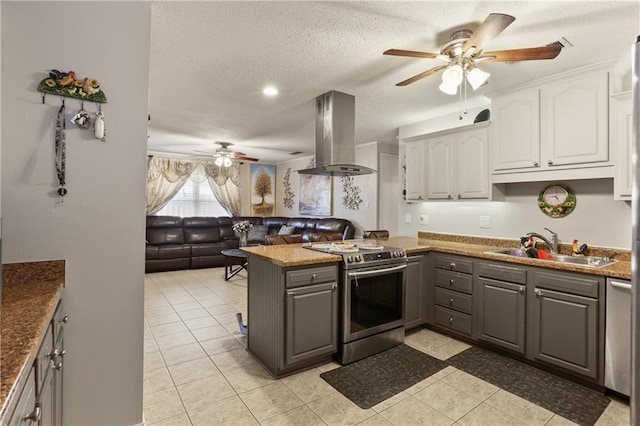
144 268 631 426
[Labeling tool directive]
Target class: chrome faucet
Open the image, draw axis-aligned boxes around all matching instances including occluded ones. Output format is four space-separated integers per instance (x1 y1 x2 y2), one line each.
601 250 616 261
526 228 558 254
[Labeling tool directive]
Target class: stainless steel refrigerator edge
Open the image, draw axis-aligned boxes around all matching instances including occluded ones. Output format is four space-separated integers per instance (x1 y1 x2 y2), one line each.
631 34 640 426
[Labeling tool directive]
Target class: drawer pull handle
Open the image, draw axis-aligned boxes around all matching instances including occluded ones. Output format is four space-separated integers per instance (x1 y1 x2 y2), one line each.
449 279 454 285
448 317 454 324
25 405 41 422
534 288 543 297
518 286 525 294
311 273 317 280
449 262 456 270
449 298 454 305
533 161 539 167
548 160 553 165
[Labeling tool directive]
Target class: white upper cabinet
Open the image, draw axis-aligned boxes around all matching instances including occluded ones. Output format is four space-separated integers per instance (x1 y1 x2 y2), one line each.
611 91 632 200
492 89 540 171
457 128 490 199
489 68 612 183
541 72 609 166
426 135 454 199
426 127 490 200
404 140 427 201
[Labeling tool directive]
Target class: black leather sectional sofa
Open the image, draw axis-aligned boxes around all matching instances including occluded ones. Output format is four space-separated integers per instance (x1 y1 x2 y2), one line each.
145 215 355 273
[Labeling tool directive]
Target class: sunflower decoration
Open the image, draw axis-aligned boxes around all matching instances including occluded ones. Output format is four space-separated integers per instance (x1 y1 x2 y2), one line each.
37 69 107 103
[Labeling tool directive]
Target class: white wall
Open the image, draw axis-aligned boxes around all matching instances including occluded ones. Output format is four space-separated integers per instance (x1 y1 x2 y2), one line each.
2 2 150 425
399 179 631 249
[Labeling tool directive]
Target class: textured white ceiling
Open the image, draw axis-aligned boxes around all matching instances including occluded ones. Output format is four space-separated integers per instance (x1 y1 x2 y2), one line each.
148 1 639 162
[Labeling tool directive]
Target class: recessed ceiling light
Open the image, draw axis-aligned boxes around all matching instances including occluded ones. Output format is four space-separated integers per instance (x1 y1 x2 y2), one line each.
263 86 278 96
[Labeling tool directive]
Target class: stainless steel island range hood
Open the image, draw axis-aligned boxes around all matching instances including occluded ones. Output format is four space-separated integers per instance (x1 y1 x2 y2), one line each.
298 91 376 176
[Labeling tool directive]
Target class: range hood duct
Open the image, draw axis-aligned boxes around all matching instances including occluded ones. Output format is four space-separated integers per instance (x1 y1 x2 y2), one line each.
298 91 376 176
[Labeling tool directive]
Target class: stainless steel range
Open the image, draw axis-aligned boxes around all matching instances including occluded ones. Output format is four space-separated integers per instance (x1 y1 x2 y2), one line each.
306 242 408 364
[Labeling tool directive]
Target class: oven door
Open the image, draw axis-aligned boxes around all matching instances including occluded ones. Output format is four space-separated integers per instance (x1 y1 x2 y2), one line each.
342 262 406 343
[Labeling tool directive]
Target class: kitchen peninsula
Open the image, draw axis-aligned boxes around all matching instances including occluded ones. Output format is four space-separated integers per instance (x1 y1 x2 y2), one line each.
242 233 630 383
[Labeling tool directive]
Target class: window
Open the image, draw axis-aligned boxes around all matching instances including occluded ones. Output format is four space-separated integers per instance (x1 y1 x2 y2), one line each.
157 164 228 217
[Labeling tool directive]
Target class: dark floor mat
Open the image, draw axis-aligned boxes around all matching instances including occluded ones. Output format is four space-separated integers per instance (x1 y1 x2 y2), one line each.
447 346 610 426
320 344 447 409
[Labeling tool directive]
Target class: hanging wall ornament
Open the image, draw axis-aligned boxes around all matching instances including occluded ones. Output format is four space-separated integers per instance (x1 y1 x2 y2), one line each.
341 175 362 210
38 69 107 103
94 104 106 141
55 100 67 198
282 167 295 209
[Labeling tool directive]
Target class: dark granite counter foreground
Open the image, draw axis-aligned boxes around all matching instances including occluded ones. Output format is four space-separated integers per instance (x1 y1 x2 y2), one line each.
1 260 65 419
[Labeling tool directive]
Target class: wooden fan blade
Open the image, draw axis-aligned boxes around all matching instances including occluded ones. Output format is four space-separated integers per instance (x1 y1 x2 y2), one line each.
480 46 562 62
233 154 259 162
384 49 441 59
396 64 449 86
462 13 515 54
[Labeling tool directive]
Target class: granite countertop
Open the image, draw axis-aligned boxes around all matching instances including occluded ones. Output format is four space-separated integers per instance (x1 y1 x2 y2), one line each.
1 260 65 419
242 233 631 279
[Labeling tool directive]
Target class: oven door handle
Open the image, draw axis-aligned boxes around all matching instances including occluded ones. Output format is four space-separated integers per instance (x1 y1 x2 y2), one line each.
347 263 407 278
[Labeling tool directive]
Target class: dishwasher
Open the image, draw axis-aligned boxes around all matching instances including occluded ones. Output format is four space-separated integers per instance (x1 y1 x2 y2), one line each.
605 278 632 397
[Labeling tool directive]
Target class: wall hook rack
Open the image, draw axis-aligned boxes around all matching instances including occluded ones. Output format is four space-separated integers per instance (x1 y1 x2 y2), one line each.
38 69 107 104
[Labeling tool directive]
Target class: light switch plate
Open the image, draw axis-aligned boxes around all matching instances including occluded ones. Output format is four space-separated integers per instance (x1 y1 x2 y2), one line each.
479 216 491 228
405 213 412 223
420 215 429 225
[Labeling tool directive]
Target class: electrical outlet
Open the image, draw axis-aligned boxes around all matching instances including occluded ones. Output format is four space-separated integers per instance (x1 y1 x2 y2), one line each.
479 216 491 228
420 215 429 225
405 213 412 223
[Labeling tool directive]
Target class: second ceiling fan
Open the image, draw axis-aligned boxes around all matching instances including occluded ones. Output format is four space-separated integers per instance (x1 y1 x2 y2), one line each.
384 13 562 93
194 142 259 167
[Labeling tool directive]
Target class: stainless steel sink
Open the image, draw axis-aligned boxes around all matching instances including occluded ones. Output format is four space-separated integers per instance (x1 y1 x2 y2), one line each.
487 248 617 268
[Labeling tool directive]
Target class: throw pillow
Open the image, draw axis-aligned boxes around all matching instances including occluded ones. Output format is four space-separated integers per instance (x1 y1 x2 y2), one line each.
278 225 296 235
247 225 269 243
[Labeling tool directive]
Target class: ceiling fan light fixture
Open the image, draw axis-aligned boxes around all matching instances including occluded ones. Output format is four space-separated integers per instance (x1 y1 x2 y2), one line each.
467 67 490 91
441 64 463 86
214 156 224 167
439 81 458 95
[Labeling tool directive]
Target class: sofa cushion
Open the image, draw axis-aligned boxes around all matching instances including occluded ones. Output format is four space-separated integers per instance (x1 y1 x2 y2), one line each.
247 224 269 243
146 228 185 245
146 215 185 245
262 217 289 234
278 225 296 235
183 217 222 244
217 216 236 239
157 244 191 259
191 242 228 256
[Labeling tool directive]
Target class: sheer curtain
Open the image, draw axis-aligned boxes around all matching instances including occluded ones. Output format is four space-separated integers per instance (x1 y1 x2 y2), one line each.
146 156 242 216
203 162 241 216
146 157 197 215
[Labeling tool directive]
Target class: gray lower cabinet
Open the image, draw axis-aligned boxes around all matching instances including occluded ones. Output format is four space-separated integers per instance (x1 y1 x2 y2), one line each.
285 281 338 366
7 368 37 425
7 299 66 426
247 255 339 377
405 255 426 329
530 272 600 380
477 262 527 354
433 254 474 337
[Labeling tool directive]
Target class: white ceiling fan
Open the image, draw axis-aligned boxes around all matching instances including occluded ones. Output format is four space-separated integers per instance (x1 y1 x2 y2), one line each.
384 13 563 93
194 142 259 167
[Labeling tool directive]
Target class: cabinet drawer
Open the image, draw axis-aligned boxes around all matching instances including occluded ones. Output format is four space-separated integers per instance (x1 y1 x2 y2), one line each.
435 287 472 314
435 269 472 294
435 255 473 274
534 270 600 298
479 262 527 284
286 266 337 288
434 306 472 335
7 367 36 426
